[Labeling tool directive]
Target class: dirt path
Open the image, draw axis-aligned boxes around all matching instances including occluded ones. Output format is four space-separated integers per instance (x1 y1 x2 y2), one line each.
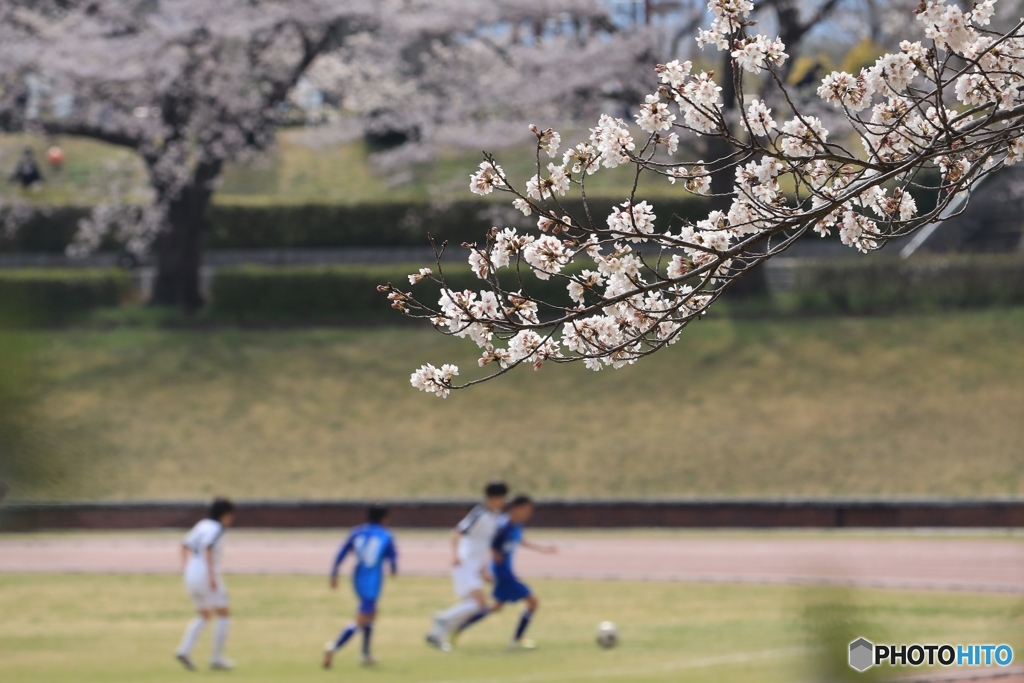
2 532 1022 593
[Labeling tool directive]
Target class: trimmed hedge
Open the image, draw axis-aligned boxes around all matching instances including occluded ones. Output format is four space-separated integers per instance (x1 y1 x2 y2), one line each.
0 197 711 253
209 263 578 321
204 197 712 250
0 268 132 325
0 206 92 253
210 264 401 321
213 254 1024 322
769 253 1024 314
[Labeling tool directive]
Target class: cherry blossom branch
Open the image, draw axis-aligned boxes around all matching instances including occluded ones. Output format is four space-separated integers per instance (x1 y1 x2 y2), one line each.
381 0 1024 398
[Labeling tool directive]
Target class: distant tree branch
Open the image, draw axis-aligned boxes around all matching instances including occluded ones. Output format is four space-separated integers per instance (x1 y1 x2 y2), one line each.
37 119 143 150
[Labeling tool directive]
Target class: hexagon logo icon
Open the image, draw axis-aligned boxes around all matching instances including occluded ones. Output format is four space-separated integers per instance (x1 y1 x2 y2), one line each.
849 638 874 671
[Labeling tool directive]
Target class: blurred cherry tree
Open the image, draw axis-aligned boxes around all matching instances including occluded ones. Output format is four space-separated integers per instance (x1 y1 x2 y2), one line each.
0 0 373 309
0 0 1003 314
305 0 868 164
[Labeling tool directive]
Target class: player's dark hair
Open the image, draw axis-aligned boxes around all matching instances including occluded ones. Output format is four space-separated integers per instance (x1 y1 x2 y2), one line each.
484 481 509 498
208 497 236 521
506 494 533 509
367 504 389 523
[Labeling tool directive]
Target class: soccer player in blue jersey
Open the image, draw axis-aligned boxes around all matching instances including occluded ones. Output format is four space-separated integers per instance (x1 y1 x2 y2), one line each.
322 504 397 668
455 494 557 649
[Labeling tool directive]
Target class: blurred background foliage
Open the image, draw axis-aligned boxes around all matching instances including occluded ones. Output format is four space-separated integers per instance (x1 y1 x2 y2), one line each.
0 0 1021 504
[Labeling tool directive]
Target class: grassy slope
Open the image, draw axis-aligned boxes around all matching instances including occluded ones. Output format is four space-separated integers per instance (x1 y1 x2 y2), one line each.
10 308 1024 501
0 129 676 208
0 134 147 206
0 573 1019 683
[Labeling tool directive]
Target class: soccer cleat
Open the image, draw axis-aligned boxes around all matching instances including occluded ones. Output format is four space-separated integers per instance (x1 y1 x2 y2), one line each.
210 658 235 671
425 633 452 652
175 653 197 671
360 654 379 666
508 638 537 650
322 642 335 669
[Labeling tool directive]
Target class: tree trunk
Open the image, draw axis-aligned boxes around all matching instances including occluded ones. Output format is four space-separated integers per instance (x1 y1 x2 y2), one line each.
150 160 222 311
708 52 769 299
708 51 737 202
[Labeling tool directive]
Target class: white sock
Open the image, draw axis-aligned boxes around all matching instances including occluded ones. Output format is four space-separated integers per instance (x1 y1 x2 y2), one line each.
176 616 207 657
211 617 230 662
434 599 483 634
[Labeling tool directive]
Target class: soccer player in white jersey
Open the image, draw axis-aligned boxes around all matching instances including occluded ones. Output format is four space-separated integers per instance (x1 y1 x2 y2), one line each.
425 481 507 650
175 498 236 671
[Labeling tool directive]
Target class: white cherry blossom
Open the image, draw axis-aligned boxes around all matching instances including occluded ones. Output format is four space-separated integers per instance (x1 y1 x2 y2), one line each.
530 124 562 158
818 71 875 112
636 93 675 133
469 160 506 195
410 363 460 398
589 115 635 168
606 201 657 243
779 116 829 157
731 35 787 75
743 100 778 137
526 163 571 200
657 60 692 88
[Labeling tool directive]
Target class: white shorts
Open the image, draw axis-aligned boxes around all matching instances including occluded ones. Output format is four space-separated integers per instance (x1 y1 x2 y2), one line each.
452 563 485 599
185 574 229 610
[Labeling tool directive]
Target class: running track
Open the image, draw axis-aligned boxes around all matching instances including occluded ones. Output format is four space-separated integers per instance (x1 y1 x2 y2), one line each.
2 532 1022 594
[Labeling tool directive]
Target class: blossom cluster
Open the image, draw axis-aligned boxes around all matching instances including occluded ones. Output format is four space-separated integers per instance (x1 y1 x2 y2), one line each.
696 0 755 51
731 35 788 75
409 363 460 398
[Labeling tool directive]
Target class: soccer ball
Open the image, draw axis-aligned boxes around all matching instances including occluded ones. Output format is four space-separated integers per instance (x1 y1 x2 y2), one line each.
595 621 618 649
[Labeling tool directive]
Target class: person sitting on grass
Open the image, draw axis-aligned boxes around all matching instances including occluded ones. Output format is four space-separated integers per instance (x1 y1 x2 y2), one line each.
454 494 557 649
175 497 236 671
323 504 398 668
10 148 42 189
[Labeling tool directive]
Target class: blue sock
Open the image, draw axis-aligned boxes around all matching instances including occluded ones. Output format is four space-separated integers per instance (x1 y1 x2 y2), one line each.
456 608 490 634
332 623 357 651
362 623 373 656
514 610 533 641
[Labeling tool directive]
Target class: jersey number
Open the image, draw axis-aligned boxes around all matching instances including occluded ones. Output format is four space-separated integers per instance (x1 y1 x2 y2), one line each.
354 536 384 566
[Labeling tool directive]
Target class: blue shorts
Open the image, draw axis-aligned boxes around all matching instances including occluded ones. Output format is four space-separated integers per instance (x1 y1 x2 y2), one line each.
493 575 531 604
357 596 377 615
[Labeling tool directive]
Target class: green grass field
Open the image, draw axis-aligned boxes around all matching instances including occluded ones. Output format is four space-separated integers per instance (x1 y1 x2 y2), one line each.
5 308 1024 501
0 573 1020 683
